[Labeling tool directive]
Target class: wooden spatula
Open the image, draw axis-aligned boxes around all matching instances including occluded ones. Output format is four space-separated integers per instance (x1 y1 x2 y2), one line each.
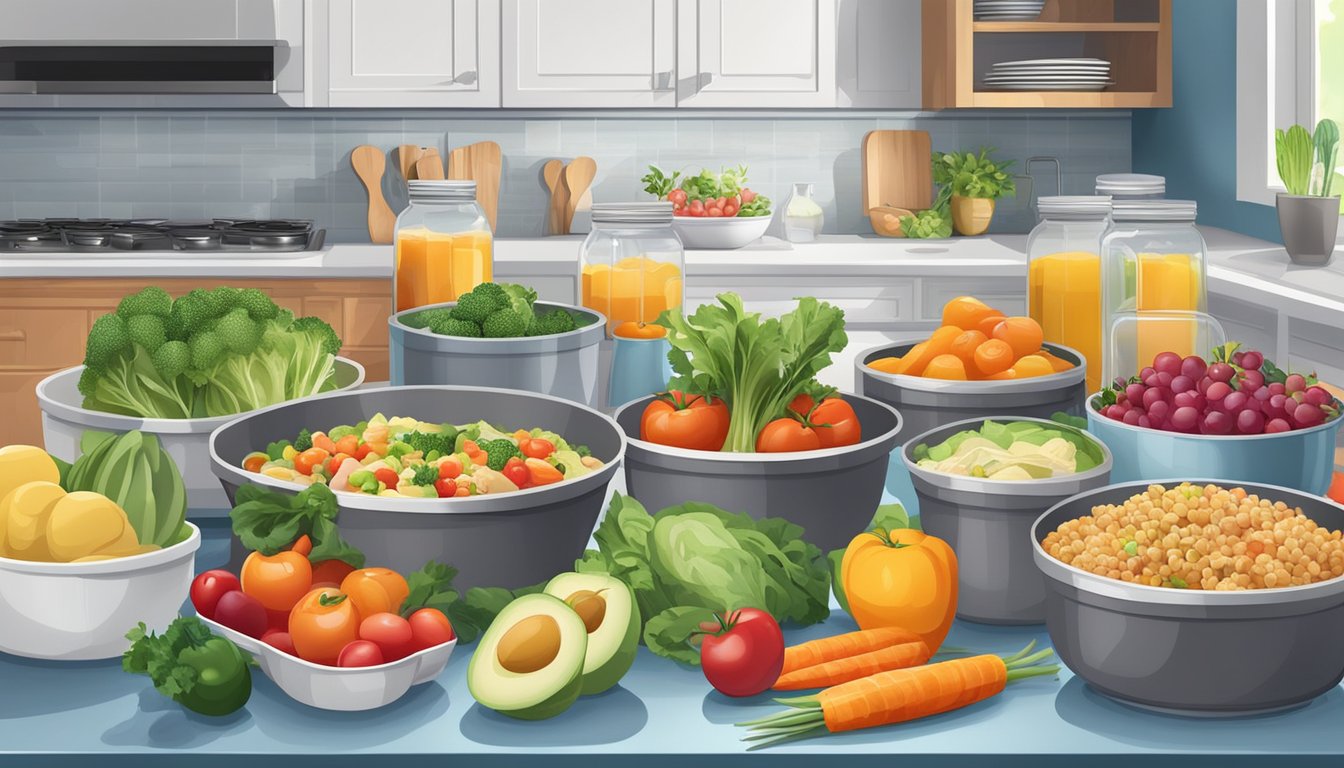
415 148 445 180
351 145 396 244
447 140 502 231
542 159 566 235
563 156 597 233
397 144 423 181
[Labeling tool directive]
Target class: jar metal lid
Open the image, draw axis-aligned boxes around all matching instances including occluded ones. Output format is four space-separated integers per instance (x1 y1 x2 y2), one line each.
591 201 674 224
1109 198 1197 222
1037 195 1112 217
408 180 477 201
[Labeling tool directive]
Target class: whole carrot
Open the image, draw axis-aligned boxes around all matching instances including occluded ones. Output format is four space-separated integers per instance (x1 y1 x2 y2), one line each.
780 627 922 676
774 640 931 691
739 641 1059 749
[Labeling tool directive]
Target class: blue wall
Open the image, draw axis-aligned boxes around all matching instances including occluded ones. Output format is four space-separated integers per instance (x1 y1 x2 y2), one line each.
1132 0 1281 243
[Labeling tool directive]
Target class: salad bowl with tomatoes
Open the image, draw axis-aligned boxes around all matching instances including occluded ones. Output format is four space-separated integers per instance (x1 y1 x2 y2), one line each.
642 165 774 249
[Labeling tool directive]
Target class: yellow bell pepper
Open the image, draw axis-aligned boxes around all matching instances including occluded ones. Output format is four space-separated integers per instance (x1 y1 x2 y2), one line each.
840 528 958 651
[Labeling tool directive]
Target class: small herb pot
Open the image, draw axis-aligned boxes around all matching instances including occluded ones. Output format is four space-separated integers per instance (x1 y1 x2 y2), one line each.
1276 193 1340 266
951 195 996 236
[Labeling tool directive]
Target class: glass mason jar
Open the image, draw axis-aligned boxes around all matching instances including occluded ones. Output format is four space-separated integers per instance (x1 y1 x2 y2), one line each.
578 202 684 336
784 182 825 242
1026 195 1112 393
1100 199 1208 382
393 179 493 313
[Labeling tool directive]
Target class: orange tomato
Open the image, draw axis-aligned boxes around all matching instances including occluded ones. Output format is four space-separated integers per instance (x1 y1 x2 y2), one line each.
312 433 337 454
334 434 359 456
923 354 968 380
294 447 330 476
289 587 362 666
311 559 356 588
991 316 1045 359
613 321 667 339
940 296 998 332
903 326 962 377
340 568 411 619
1013 354 1055 378
948 330 988 366
973 339 1016 376
976 313 1007 337
240 539 314 613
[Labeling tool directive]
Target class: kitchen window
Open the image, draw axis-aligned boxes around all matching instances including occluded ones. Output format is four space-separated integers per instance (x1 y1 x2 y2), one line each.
1236 0 1344 212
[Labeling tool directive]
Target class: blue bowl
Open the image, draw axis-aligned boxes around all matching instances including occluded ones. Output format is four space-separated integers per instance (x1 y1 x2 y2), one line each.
1085 393 1343 495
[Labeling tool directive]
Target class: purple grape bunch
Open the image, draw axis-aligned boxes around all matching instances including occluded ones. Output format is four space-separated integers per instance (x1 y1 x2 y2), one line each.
1096 345 1340 435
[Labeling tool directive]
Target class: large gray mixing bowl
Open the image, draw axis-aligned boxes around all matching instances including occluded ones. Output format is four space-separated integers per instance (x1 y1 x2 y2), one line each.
611 393 902 552
210 385 625 591
1033 478 1344 716
903 416 1112 624
389 301 606 408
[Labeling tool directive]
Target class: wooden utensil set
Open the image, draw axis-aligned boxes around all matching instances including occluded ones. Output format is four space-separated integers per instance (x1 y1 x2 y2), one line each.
543 156 596 235
352 141 503 244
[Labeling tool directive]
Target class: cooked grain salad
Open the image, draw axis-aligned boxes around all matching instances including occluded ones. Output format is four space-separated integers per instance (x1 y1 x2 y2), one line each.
1042 483 1344 591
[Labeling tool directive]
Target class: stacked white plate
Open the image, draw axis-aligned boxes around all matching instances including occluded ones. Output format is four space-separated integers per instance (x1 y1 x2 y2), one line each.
982 58 1113 91
1095 173 1165 199
974 0 1046 20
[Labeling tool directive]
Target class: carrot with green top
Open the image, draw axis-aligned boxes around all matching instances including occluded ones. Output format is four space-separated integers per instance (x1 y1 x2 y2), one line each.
739 641 1059 749
780 627 922 677
773 639 932 691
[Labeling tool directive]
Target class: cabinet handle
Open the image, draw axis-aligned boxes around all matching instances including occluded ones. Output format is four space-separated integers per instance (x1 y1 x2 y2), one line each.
653 70 675 91
0 330 25 342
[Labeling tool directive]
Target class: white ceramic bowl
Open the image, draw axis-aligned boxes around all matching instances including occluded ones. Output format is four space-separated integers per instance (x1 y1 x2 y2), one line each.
0 523 201 660
671 215 772 249
200 615 456 711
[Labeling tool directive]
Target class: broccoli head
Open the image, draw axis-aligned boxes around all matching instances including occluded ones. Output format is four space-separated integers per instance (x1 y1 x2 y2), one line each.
451 292 498 324
117 287 173 320
127 314 167 353
85 313 132 369
188 330 226 372
215 308 261 355
430 317 482 338
290 316 342 357
410 463 441 487
482 309 528 338
294 428 313 452
205 287 240 316
404 308 452 330
152 340 191 381
470 282 509 310
236 288 279 320
481 438 522 471
170 292 214 337
538 309 578 335
402 430 455 457
524 318 544 337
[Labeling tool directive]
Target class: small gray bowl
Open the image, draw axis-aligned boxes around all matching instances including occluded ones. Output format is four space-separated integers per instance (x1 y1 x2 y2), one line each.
903 416 1113 625
1032 478 1344 716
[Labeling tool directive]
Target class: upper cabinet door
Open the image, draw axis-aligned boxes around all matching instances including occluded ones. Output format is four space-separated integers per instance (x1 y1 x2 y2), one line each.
837 0 920 108
502 0 677 108
327 0 500 107
676 0 836 108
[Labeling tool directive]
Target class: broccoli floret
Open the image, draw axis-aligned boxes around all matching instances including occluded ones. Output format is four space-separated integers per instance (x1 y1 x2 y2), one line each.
572 444 592 458
291 316 342 357
402 430 456 457
294 428 313 452
215 308 261 355
451 291 499 324
117 287 173 320
538 309 578 335
188 330 226 372
410 463 441 487
430 317 482 337
77 364 102 399
237 288 279 321
403 308 452 330
170 292 214 336
85 313 132 369
127 314 167 353
152 340 190 381
206 287 239 316
524 319 544 337
483 309 528 338
481 438 522 471
470 282 510 310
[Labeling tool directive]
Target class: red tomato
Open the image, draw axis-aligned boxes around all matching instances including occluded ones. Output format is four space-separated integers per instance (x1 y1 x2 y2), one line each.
359 612 415 661
373 467 399 489
698 608 785 697
262 629 297 656
190 569 241 619
723 203 739 217
503 457 531 489
337 640 386 668
434 478 455 497
787 393 815 418
354 443 374 461
519 438 555 459
407 608 456 651
437 458 463 480
640 391 730 452
669 189 688 206
715 196 728 209
689 199 704 214
811 397 862 448
707 207 725 217
755 417 821 452
265 608 290 633
213 590 268 639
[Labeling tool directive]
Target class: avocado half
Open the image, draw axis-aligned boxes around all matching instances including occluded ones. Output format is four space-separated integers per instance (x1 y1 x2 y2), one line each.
544 572 640 695
467 593 588 720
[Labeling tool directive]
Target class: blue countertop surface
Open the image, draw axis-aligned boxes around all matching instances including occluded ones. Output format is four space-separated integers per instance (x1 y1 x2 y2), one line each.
2 521 1343 767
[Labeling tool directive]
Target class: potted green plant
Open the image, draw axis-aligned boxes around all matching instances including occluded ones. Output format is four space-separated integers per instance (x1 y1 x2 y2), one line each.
1276 118 1341 266
932 148 1017 236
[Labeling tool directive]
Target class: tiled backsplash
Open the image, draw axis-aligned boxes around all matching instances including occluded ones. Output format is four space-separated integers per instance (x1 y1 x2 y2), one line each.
0 111 1130 242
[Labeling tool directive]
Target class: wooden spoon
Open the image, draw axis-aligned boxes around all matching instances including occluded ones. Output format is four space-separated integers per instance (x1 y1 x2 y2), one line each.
397 144 423 182
562 157 597 233
867 205 914 238
447 141 502 232
542 159 566 234
351 145 396 244
415 147 445 180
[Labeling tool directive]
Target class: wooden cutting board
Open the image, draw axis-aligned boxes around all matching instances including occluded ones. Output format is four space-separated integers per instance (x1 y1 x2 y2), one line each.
861 130 933 216
447 140 502 232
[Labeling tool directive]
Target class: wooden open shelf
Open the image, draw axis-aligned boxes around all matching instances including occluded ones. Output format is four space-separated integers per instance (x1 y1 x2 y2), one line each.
924 0 1172 109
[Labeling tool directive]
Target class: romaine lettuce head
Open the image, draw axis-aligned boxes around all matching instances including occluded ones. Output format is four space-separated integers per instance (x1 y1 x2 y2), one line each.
648 510 769 612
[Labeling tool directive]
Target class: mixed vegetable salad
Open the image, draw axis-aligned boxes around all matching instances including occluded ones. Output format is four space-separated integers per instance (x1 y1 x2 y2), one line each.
641 165 772 218
241 415 603 498
912 419 1104 480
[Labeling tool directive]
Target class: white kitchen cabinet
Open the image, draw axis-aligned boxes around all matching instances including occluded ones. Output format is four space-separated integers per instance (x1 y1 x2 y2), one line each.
836 0 921 108
323 0 500 107
501 0 678 108
676 0 836 108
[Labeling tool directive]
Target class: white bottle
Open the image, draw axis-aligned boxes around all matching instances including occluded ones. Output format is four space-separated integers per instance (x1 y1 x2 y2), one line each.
784 182 825 243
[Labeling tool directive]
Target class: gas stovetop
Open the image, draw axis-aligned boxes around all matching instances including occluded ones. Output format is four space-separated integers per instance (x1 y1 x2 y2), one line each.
0 218 326 253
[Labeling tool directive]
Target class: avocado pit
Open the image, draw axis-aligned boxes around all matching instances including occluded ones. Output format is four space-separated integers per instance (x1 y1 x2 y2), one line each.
496 614 562 674
566 589 608 633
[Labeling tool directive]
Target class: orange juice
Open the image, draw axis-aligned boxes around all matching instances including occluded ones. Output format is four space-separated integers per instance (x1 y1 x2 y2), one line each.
394 227 493 312
1132 252 1203 365
581 256 683 333
1029 250 1102 392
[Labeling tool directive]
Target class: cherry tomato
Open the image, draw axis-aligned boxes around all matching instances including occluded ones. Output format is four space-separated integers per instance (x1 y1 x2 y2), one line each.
503 457 532 489
640 391 730 452
698 608 785 697
359 612 415 661
213 590 268 639
240 543 313 613
811 397 862 448
294 447 330 476
262 629 297 656
266 608 290 633
290 588 362 666
519 438 555 459
434 478 456 497
438 457 463 480
755 417 821 452
340 568 410 619
707 207 725 217
741 188 758 204
373 467 400 489
723 203 739 217
354 443 374 461
337 640 386 668
325 452 351 476
669 188 688 206
190 569 242 620
407 608 456 652
313 433 337 454
310 559 356 588
334 434 359 456
689 199 705 214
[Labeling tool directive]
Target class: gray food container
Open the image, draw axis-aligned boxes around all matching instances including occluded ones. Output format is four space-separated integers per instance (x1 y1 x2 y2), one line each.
210 385 625 591
37 358 366 517
903 416 1113 624
611 393 902 552
857 341 1088 516
389 301 606 408
1033 478 1344 715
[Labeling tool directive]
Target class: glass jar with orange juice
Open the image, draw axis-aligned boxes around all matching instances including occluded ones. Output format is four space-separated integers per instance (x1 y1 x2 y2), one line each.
1027 196 1112 393
578 202 684 337
393 180 493 313
1100 199 1208 382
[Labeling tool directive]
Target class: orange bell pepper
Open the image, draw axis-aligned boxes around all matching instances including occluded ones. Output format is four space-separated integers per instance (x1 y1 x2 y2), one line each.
840 528 958 652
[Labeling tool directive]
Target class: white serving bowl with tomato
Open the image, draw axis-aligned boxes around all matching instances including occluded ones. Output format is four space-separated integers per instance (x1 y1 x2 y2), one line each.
671 215 773 250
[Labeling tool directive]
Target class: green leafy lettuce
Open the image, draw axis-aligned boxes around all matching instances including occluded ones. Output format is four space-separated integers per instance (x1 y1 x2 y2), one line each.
228 483 365 568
